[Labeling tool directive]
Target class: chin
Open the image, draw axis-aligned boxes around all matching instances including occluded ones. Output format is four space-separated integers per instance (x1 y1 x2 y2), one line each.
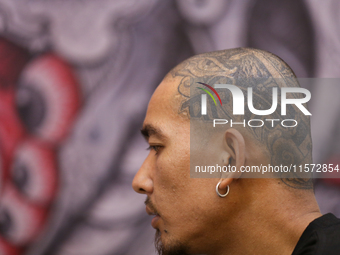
155 229 191 255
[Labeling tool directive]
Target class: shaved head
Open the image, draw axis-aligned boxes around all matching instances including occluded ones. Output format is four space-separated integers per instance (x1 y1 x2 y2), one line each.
167 47 313 189
133 48 322 255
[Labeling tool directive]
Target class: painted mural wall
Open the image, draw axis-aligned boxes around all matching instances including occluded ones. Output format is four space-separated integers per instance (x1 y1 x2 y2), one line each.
0 0 338 254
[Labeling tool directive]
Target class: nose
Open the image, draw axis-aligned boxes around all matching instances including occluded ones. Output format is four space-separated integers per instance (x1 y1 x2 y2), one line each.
132 156 153 194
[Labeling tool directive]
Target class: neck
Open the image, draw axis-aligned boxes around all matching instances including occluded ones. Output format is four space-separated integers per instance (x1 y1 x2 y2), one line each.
210 180 322 255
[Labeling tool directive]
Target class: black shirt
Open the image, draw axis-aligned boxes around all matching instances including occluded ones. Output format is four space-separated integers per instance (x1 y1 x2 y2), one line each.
292 213 340 255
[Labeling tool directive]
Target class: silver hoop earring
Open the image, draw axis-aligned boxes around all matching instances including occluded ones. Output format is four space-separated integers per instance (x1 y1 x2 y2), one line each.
216 180 229 198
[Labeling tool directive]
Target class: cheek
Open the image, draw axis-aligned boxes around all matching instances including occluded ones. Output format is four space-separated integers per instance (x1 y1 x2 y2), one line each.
155 144 190 192
153 141 225 243
154 144 212 219
152 129 220 218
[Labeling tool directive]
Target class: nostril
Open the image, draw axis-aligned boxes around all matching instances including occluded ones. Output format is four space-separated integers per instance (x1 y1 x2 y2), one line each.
132 174 153 194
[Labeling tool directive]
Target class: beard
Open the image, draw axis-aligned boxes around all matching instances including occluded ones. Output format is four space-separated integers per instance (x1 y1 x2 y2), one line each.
145 197 192 255
155 229 191 255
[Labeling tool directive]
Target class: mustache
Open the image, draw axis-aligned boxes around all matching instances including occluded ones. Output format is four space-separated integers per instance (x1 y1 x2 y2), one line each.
144 196 160 215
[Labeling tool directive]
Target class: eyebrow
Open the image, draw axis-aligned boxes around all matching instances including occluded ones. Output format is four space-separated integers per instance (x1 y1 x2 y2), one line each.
141 124 167 141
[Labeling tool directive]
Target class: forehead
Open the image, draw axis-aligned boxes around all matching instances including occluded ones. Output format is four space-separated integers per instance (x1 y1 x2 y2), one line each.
143 76 189 137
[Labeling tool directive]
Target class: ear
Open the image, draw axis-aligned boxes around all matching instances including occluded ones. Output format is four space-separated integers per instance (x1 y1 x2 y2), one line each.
219 128 246 189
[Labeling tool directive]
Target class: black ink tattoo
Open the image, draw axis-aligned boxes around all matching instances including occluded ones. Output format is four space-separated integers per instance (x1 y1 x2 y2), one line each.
171 48 313 189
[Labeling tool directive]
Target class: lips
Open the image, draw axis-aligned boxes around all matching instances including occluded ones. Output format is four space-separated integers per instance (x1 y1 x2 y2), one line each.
151 215 160 228
145 205 160 228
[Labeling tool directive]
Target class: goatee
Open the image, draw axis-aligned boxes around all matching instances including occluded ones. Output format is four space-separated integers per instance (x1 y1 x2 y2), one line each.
155 229 190 255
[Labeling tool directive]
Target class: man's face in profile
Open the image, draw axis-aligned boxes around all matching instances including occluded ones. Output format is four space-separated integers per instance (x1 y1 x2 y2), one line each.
132 75 224 255
132 47 320 255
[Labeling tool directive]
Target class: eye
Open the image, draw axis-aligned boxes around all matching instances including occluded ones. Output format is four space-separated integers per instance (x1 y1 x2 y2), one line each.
147 145 163 154
0 184 46 245
15 53 81 143
10 139 57 205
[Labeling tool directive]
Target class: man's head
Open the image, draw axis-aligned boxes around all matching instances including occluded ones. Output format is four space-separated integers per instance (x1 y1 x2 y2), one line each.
132 48 316 255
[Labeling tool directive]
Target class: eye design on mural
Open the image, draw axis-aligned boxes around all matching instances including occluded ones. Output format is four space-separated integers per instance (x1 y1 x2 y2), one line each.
0 91 25 203
0 43 81 254
0 184 47 246
16 54 81 144
10 140 57 205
